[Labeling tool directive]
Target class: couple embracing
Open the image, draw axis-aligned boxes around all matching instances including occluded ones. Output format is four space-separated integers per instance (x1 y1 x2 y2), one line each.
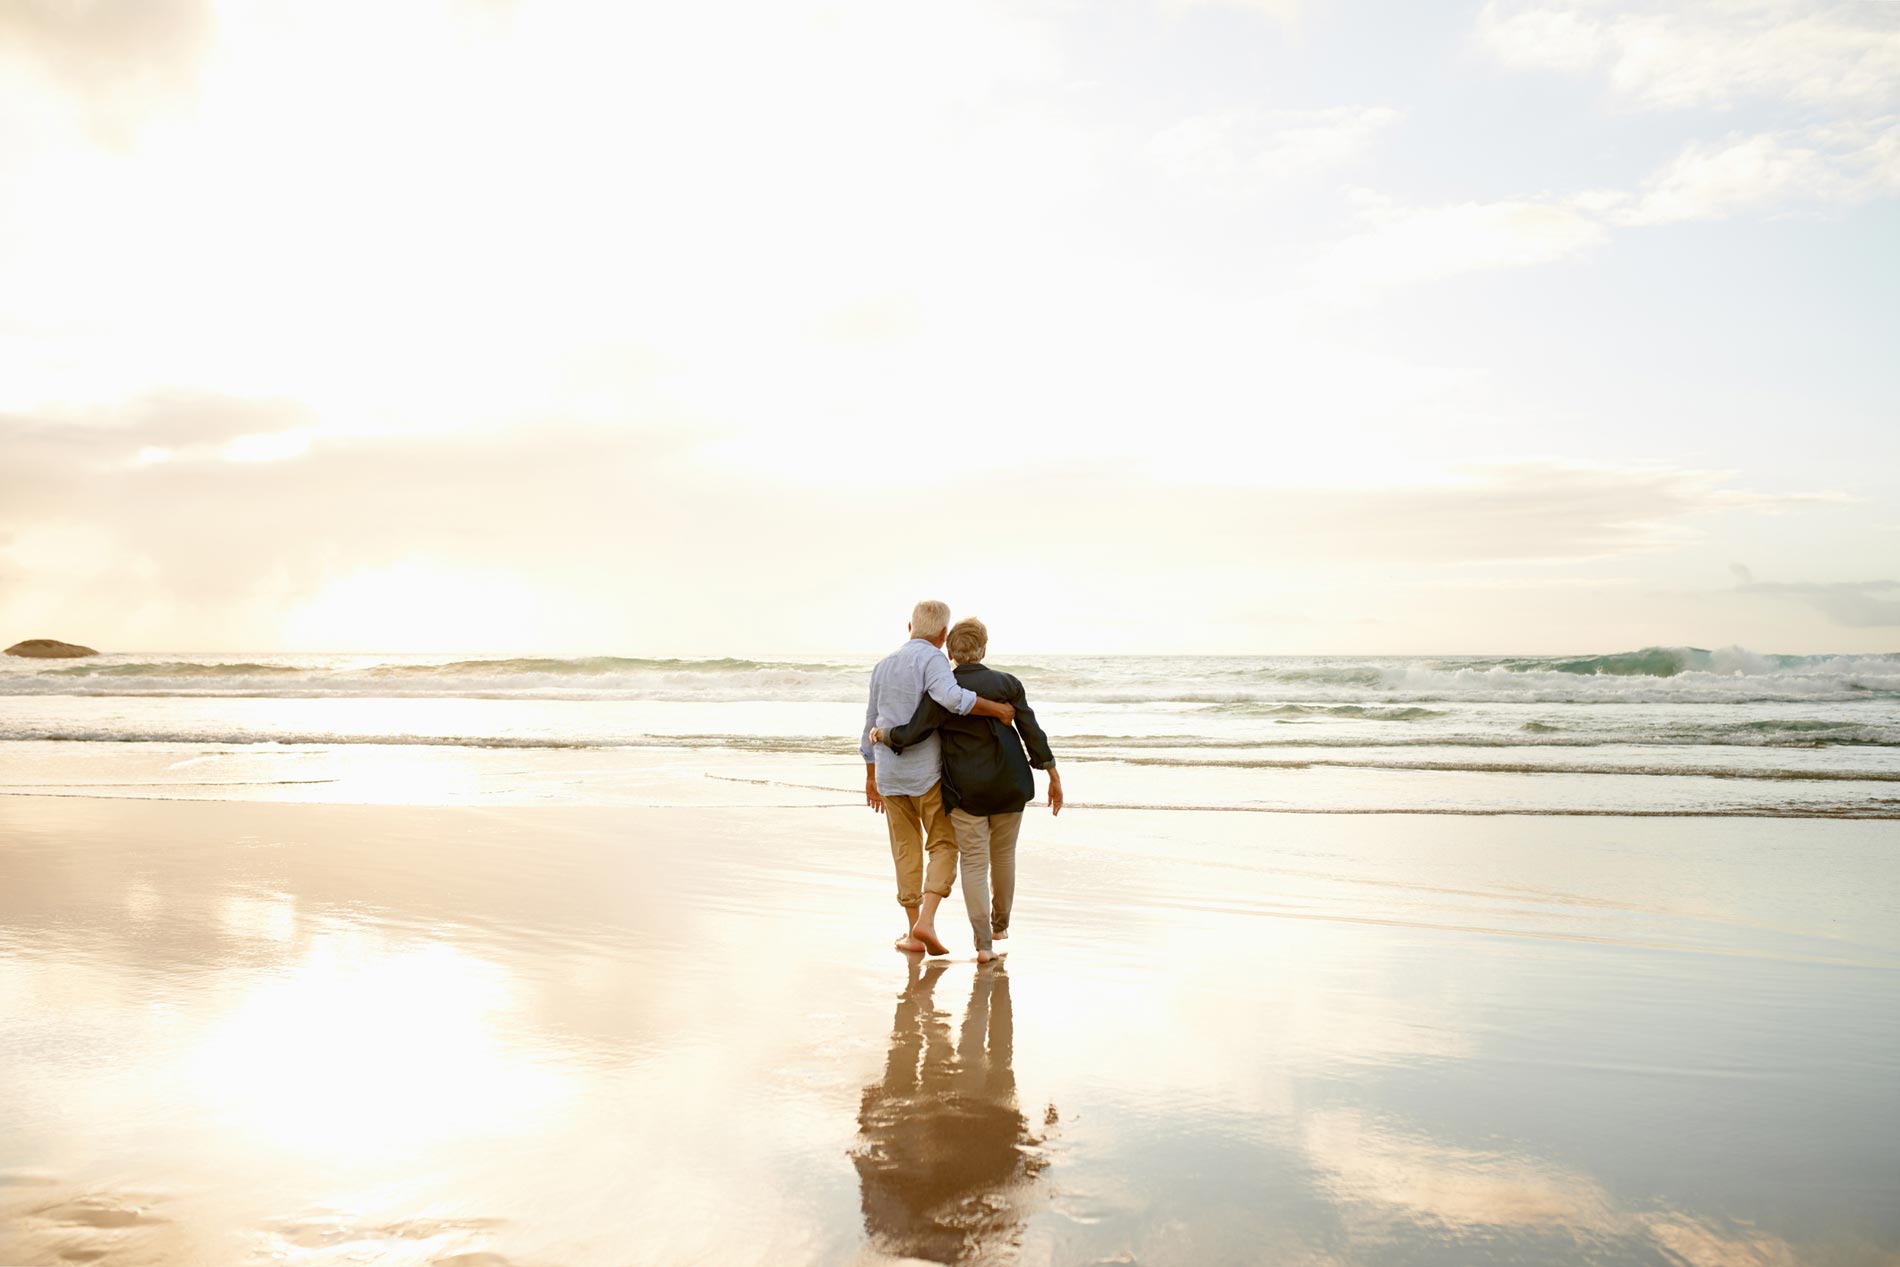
860 600 1063 962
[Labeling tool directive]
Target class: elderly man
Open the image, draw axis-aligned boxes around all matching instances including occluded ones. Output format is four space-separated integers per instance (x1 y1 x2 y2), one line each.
863 600 1016 955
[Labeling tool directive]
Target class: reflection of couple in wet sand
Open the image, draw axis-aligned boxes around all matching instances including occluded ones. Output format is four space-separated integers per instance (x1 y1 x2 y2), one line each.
853 959 1050 1263
861 600 1062 962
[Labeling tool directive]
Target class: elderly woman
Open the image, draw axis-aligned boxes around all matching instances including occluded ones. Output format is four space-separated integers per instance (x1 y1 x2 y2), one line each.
871 617 1061 962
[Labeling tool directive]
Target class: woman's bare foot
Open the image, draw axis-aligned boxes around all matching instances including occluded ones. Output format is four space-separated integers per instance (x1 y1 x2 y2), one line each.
976 948 1007 963
910 921 950 956
894 935 926 953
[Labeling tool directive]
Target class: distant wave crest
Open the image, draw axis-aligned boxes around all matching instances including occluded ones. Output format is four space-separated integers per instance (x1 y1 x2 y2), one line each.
3 646 1897 705
1467 646 1865 678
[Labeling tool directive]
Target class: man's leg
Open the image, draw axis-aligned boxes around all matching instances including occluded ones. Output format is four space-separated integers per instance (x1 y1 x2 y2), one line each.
988 812 1023 941
909 784 960 956
950 808 996 960
885 794 927 953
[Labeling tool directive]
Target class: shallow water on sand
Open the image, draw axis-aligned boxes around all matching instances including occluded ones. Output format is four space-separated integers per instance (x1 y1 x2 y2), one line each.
2 796 1897 1265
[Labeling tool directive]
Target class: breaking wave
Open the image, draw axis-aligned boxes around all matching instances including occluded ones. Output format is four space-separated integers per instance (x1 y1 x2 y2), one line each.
1215 703 1448 720
5 655 867 701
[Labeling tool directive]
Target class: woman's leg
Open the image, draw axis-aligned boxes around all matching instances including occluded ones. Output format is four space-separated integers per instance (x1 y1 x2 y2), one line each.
987 812 1023 938
949 808 994 956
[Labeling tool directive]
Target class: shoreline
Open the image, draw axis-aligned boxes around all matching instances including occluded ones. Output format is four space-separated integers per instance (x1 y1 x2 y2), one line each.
7 785 1899 819
4 734 1897 821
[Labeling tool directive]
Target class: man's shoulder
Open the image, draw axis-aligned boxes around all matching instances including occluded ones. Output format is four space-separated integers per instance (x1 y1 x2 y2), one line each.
873 642 917 670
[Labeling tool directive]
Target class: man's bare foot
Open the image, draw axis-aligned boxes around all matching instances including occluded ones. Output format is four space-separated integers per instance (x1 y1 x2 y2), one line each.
993 927 1009 940
910 922 950 956
976 948 1007 963
894 935 926 953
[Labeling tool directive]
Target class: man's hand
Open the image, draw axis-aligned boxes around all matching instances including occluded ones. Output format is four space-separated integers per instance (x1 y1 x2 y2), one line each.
865 763 884 813
970 696 1016 725
1047 770 1064 817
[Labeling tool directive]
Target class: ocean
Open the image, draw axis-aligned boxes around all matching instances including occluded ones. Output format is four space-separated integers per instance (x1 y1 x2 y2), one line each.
5 645 1897 816
6 647 1899 1263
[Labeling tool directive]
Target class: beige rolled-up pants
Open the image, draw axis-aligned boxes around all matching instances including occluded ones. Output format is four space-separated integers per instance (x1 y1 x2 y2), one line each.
949 808 1021 954
885 782 959 907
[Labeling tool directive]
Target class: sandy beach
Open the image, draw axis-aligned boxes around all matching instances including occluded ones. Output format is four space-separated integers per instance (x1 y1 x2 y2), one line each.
3 792 1896 1266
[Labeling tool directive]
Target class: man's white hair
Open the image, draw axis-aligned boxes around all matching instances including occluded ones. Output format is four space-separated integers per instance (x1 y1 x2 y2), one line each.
910 599 952 640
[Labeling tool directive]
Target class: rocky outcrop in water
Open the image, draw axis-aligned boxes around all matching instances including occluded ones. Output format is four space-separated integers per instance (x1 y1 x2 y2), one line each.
5 638 99 658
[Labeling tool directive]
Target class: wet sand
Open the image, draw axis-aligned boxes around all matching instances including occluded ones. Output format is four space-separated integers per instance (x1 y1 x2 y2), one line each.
2 795 1897 1265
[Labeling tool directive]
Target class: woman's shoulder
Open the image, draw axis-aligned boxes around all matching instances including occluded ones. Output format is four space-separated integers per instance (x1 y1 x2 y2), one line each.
990 667 1028 698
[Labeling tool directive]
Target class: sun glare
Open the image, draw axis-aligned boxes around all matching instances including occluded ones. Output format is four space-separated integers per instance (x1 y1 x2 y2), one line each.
190 930 571 1159
284 559 559 652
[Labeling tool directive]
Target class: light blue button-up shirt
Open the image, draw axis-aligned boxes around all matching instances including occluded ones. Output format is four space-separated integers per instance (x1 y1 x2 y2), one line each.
860 638 979 796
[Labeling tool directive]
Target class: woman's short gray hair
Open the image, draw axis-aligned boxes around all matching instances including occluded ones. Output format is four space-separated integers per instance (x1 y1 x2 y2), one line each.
910 600 952 640
945 617 988 664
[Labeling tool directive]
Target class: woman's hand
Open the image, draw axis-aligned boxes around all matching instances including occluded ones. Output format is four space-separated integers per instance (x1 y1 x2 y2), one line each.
869 727 884 746
1047 770 1064 817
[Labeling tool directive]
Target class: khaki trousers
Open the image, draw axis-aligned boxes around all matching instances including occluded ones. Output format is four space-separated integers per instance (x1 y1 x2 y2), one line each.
885 782 958 907
949 808 1022 954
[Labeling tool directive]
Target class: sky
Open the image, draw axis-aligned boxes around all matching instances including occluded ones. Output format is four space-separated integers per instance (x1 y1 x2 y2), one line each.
1 0 1896 656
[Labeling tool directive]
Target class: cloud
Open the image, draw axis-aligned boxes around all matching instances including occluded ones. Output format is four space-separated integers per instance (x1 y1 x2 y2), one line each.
0 397 1849 650
1164 0 1302 20
1313 114 1899 288
1476 0 1900 112
1607 118 1900 225
1150 106 1402 196
0 0 212 143
0 410 713 645
1303 1108 1806 1264
1239 461 1844 563
0 393 311 511
1312 196 1608 290
1451 1 1900 270
0 0 1085 423
1737 579 1900 627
